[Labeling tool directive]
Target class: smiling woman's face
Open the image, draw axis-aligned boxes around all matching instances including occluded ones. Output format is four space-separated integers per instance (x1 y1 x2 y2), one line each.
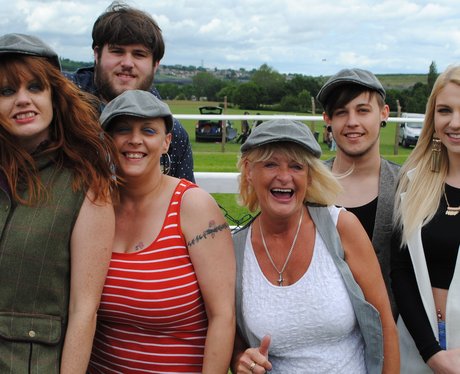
434 82 460 163
0 65 52 152
110 115 171 179
246 149 309 219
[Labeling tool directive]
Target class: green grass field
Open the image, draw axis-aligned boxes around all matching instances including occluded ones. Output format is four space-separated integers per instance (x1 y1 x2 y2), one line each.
375 74 426 90
166 100 414 225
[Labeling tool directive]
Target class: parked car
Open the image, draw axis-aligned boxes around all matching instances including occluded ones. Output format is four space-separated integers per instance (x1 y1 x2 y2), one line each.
195 106 237 142
398 112 424 148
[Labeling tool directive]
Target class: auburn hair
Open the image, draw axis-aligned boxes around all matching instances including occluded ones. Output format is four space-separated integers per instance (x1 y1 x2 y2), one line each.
0 55 118 205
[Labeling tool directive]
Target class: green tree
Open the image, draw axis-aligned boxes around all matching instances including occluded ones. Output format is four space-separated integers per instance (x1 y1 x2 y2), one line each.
385 88 403 113
192 72 225 101
427 61 438 93
250 64 286 104
216 83 238 104
233 82 265 109
156 83 181 100
405 82 429 113
297 89 312 112
278 95 300 112
180 84 196 100
285 75 322 99
175 93 187 100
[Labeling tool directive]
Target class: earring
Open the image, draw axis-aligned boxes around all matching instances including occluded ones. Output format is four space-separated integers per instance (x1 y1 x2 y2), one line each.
431 136 442 173
380 121 386 128
161 153 171 175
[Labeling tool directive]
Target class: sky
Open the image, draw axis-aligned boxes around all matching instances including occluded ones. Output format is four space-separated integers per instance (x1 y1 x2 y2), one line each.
1 0 459 76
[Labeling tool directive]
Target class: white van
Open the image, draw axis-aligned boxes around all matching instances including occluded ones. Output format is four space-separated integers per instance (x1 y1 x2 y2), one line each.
398 113 424 148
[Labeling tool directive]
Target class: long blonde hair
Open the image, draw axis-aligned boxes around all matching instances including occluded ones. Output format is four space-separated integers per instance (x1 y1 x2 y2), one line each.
237 142 342 212
394 65 460 244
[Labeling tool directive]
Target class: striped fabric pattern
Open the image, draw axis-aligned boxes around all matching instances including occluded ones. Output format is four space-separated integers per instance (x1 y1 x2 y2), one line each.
89 180 208 374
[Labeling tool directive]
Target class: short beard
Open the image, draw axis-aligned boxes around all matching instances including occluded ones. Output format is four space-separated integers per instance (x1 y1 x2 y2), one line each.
94 62 154 103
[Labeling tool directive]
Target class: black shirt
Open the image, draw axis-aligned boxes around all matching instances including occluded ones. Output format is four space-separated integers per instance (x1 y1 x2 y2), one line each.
346 196 378 240
391 184 460 361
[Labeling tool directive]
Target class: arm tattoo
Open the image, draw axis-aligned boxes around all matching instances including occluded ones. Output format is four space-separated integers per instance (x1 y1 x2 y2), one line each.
187 220 229 248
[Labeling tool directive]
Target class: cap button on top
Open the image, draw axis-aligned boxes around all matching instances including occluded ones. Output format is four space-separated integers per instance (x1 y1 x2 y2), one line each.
28 330 36 338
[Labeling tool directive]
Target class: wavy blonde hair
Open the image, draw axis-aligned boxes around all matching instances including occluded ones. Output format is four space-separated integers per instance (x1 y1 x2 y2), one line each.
394 65 460 245
237 142 342 212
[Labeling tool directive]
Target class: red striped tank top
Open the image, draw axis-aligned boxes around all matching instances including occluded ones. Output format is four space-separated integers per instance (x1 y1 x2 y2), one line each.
88 179 208 374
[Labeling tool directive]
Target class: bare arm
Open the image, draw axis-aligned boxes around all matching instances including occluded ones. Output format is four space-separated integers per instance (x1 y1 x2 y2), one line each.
427 348 460 373
181 187 236 374
60 190 114 373
337 210 400 374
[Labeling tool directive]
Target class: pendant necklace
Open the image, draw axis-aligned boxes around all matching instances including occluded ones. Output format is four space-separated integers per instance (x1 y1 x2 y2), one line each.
259 210 303 286
443 190 460 216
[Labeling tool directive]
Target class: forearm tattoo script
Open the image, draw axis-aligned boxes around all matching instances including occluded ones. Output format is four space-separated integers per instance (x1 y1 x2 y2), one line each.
187 220 229 248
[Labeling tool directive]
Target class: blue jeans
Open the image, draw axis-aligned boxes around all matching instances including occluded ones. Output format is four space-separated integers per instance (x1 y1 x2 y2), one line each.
438 320 446 349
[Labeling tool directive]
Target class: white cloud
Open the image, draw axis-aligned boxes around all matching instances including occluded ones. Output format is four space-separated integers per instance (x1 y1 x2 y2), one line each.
0 0 458 75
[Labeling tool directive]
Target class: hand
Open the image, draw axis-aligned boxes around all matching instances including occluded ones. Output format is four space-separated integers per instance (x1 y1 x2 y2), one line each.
427 349 460 374
234 335 272 373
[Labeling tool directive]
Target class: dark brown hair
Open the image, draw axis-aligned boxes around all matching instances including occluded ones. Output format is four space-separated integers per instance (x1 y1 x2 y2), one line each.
0 55 119 205
324 83 386 118
92 1 165 63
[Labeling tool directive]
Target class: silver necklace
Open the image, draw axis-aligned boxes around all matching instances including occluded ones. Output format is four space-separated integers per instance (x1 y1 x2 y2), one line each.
259 210 303 286
444 190 460 216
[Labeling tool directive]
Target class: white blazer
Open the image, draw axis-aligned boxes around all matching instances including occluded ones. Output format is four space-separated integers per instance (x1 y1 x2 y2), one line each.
398 187 460 373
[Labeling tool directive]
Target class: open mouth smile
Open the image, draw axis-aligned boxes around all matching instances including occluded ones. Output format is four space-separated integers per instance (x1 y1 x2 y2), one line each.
271 188 294 198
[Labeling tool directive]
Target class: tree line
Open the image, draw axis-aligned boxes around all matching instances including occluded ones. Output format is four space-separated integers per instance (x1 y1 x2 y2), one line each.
157 62 439 115
61 57 438 115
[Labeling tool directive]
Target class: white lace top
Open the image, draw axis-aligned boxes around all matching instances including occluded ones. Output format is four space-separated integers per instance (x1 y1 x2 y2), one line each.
242 206 366 373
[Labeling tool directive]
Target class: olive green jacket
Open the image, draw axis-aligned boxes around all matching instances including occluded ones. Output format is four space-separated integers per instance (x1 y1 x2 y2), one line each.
0 155 84 373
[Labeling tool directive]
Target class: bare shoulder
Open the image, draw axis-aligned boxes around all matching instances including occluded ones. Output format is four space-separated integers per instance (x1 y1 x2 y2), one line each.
336 209 361 232
181 185 220 213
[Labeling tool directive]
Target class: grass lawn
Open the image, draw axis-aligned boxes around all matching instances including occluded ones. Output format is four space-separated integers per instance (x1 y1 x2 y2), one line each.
166 100 414 226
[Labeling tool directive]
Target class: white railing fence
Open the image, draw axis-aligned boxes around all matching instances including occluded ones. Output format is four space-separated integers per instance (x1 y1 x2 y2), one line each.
184 114 425 229
174 114 425 124
187 113 424 193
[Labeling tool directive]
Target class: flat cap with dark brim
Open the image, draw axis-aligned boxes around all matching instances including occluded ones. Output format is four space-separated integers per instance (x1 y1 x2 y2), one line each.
0 33 61 70
100 90 174 133
241 119 321 158
316 68 385 107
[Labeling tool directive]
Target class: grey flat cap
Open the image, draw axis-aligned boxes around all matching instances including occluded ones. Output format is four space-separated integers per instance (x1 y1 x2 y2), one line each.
316 68 385 106
0 33 61 70
241 119 321 158
100 90 173 133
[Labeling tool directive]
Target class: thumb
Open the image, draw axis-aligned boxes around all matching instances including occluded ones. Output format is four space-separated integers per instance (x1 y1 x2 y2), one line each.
259 335 271 357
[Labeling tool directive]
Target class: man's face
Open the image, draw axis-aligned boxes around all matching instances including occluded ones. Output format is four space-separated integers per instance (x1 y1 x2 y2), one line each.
94 44 157 102
323 92 389 158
